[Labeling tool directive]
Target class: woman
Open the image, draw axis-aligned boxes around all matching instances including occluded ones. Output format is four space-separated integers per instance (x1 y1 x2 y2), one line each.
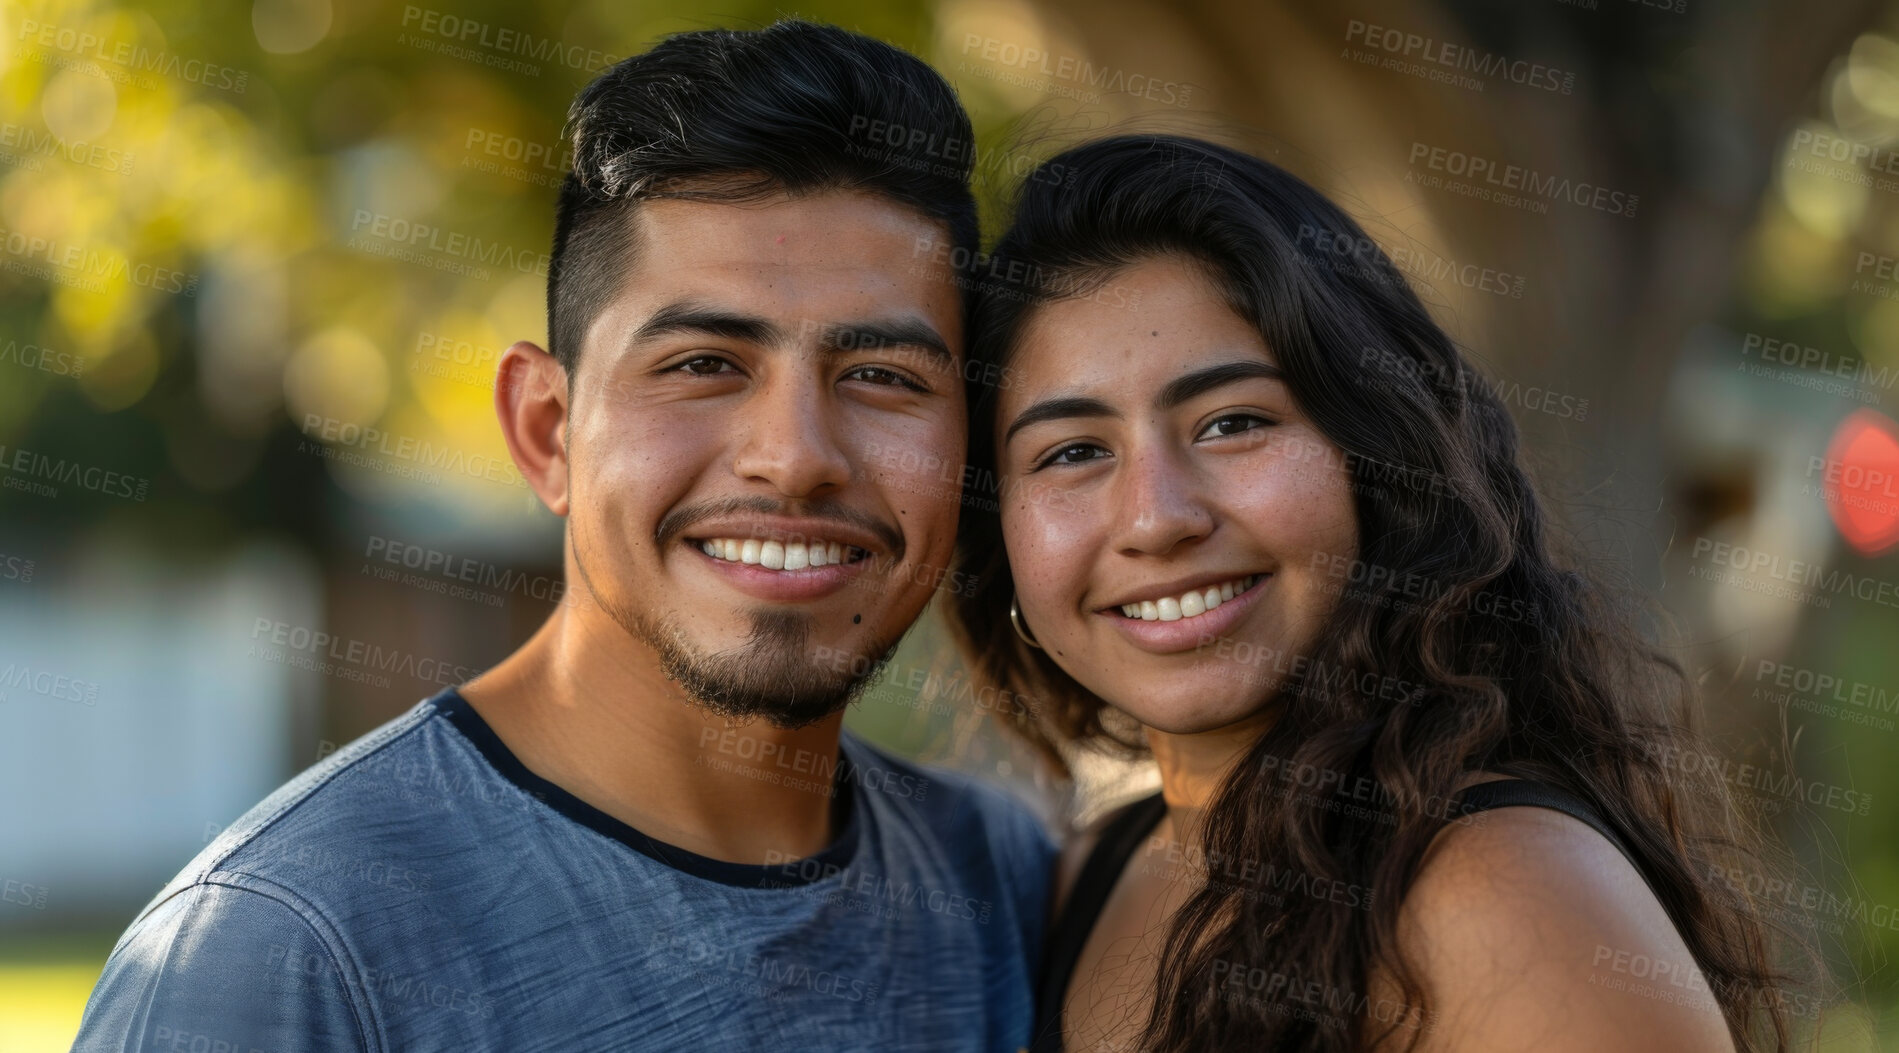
947 135 1804 1052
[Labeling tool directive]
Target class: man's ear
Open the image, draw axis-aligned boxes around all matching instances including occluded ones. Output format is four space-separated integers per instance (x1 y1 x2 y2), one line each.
495 341 570 516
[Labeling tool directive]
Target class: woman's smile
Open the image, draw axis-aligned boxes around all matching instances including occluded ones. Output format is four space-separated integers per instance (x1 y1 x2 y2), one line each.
1095 571 1272 654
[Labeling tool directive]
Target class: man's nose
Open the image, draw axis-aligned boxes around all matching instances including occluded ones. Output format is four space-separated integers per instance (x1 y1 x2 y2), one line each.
730 374 853 497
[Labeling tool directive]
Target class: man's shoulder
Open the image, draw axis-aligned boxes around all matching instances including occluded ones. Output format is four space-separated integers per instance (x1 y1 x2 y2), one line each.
143 692 497 924
840 731 1053 858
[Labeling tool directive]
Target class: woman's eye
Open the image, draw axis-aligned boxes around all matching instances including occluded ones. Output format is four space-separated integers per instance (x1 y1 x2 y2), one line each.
1198 413 1272 440
675 355 735 376
1038 443 1108 469
846 365 926 392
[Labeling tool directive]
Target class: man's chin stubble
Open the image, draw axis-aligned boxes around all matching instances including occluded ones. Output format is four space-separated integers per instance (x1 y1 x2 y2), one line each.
633 606 900 730
568 535 900 728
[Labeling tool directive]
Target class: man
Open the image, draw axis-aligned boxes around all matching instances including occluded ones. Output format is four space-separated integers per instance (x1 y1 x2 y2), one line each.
74 21 1051 1052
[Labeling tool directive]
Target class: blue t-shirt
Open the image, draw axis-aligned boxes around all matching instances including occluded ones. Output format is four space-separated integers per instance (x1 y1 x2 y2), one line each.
73 688 1054 1052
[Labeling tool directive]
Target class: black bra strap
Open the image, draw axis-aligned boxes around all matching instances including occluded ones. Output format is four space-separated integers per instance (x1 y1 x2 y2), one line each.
1030 780 1644 1053
1452 778 1642 874
1030 792 1168 1053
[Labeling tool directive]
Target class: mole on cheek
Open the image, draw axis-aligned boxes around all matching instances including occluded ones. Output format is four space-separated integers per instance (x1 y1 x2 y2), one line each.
853 614 862 624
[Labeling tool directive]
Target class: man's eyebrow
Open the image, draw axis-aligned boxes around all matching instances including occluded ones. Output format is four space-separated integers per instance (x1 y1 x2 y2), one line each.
1003 396 1121 445
628 301 783 348
821 319 953 366
1157 359 1286 408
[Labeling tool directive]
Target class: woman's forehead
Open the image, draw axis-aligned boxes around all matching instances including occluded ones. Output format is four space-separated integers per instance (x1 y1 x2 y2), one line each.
1002 262 1276 406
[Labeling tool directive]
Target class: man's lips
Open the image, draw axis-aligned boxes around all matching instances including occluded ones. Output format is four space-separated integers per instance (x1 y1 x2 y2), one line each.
681 514 890 562
687 539 872 602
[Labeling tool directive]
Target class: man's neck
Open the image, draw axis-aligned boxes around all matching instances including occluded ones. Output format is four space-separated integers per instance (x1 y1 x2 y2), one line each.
458 592 847 866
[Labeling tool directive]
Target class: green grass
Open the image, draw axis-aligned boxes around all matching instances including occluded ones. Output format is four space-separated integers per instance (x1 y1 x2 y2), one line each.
0 929 117 1053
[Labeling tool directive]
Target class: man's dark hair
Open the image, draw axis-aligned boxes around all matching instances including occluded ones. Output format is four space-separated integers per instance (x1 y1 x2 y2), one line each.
547 19 979 374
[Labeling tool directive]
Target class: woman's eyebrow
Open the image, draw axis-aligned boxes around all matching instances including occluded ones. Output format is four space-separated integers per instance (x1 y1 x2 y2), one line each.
1156 359 1285 408
1003 396 1120 444
1003 359 1284 445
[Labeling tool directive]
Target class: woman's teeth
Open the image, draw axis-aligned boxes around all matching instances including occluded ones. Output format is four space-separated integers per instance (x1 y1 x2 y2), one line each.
697 538 865 571
1119 574 1263 621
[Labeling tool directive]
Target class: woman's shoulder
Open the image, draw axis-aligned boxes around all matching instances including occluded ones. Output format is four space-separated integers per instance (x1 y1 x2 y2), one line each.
1377 775 1734 1052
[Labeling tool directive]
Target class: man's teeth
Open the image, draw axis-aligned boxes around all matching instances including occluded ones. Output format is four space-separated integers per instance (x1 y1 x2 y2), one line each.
1118 575 1263 621
697 538 860 570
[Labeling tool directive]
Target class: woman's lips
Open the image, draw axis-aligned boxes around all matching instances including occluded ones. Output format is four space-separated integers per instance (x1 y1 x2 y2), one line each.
1098 573 1271 655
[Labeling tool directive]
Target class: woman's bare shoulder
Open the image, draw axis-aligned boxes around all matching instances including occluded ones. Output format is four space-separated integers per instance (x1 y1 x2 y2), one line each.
1373 794 1735 1053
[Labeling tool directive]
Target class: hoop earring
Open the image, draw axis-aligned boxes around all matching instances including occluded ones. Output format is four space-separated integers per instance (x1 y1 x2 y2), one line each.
1009 593 1044 650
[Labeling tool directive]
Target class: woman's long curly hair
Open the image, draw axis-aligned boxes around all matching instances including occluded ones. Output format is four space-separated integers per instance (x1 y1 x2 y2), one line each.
945 133 1810 1052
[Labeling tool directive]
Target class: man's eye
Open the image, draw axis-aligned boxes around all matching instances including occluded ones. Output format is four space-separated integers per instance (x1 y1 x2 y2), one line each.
845 365 926 392
1037 443 1108 470
675 355 736 376
1197 414 1272 440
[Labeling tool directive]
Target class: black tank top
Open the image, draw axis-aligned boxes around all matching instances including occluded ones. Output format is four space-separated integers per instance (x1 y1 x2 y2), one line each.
1026 779 1643 1053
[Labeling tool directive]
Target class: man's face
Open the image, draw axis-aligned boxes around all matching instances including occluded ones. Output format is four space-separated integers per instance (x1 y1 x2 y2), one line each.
564 190 966 728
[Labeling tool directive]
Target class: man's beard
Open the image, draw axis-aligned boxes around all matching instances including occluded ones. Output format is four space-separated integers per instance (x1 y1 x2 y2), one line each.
568 513 902 729
633 607 897 729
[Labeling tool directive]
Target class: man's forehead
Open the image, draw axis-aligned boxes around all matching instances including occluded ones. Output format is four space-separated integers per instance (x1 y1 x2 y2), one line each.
612 261 956 331
585 271 964 366
633 190 944 255
601 195 964 344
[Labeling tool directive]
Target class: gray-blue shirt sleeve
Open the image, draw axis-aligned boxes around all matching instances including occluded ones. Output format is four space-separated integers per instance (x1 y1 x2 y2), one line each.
999 796 1058 967
72 880 372 1053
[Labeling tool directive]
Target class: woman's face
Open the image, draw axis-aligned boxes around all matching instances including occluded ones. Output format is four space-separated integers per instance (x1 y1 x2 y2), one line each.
996 255 1359 735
